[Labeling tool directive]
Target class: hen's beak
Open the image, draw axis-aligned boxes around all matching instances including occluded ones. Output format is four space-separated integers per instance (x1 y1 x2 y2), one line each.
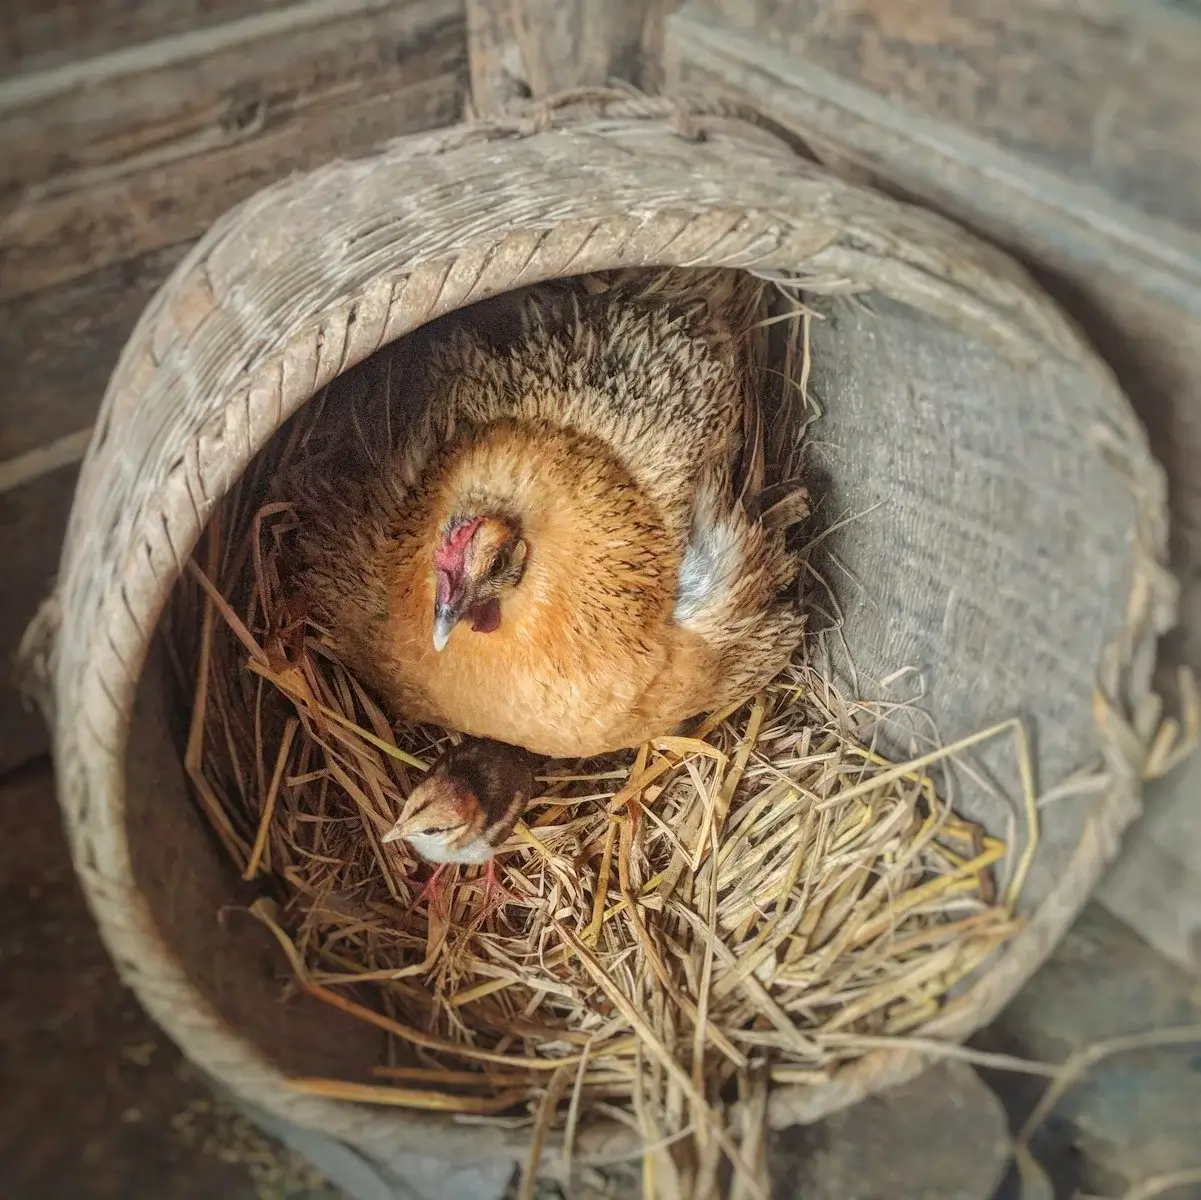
432 604 458 653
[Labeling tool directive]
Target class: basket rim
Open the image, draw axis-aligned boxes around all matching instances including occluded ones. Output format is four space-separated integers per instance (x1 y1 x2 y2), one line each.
33 92 1175 1158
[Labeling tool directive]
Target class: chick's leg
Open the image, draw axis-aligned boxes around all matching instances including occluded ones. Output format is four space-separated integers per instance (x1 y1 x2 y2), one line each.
406 862 451 920
479 856 519 910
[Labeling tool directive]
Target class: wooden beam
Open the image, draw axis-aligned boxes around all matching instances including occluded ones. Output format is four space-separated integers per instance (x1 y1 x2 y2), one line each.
465 0 528 116
465 0 662 116
636 0 681 95
513 0 649 96
670 0 1201 230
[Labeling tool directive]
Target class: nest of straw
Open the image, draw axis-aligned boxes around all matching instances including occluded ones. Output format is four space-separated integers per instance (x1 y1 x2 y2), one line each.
167 272 1029 1197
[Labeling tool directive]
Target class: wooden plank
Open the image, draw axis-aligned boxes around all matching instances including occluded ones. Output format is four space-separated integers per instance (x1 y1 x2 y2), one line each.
0 243 189 463
1 1 302 76
636 0 681 94
465 0 666 116
0 0 299 75
3 81 463 305
512 0 649 97
0 0 467 300
0 0 458 194
666 0 1201 971
0 464 76 777
465 0 528 116
675 0 1201 229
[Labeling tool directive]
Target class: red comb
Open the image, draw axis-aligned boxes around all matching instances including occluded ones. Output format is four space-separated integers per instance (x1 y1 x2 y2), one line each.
434 516 484 572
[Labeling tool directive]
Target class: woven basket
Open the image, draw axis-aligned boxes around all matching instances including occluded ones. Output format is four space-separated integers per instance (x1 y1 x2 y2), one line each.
23 95 1175 1170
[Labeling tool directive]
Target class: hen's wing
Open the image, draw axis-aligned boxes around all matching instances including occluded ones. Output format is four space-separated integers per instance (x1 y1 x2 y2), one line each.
672 473 804 703
666 269 809 707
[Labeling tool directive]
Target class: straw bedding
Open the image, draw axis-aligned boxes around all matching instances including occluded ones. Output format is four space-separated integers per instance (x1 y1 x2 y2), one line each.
166 270 1031 1196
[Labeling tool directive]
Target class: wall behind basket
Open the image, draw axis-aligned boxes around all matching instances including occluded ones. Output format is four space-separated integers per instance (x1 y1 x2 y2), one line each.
665 0 1201 973
0 0 469 772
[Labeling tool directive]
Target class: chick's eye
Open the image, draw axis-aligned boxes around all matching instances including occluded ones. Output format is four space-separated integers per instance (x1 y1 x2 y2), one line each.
422 824 459 836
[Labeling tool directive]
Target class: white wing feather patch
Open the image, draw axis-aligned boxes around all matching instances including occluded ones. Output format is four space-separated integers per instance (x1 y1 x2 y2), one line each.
675 511 742 625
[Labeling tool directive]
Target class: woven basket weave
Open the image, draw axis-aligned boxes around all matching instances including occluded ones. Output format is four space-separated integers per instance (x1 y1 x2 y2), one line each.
22 94 1175 1170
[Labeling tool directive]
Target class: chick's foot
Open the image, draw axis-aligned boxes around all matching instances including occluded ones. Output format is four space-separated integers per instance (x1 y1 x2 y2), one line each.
405 862 451 920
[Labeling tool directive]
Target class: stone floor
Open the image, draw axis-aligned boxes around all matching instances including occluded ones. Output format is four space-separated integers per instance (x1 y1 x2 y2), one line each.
0 759 344 1200
3 755 1200 1199
978 909 1201 1199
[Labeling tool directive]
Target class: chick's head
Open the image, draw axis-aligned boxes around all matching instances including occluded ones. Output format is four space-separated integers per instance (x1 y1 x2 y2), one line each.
431 513 527 652
381 768 485 863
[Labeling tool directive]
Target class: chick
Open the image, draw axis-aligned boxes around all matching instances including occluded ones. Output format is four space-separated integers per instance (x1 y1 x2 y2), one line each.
382 737 538 913
295 268 804 758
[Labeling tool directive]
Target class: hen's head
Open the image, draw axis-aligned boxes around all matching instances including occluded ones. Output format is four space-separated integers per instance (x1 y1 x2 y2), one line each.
431 514 527 652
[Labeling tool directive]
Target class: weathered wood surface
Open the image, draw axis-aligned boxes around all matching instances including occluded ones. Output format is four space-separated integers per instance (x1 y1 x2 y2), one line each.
0 466 77 777
0 0 468 300
0 0 469 772
0 246 190 774
1 0 463 196
0 244 189 463
0 0 299 74
636 0 680 94
513 0 649 97
465 0 672 115
464 0 528 115
676 0 1201 227
665 0 1201 972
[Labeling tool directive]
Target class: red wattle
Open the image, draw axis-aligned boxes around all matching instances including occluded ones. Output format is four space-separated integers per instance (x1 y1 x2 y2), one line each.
469 597 502 633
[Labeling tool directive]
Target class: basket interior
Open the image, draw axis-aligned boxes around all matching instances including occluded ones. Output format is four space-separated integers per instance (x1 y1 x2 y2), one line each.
124 277 1138 1098
805 295 1135 905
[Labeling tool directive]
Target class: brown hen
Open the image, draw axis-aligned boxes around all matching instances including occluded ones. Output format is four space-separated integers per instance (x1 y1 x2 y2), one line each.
292 269 804 759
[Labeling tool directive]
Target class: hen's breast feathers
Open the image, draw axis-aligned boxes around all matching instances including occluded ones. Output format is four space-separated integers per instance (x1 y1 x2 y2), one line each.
367 421 689 755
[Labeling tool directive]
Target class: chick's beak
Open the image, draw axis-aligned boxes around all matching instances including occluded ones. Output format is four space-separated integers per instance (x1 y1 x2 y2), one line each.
381 820 406 845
